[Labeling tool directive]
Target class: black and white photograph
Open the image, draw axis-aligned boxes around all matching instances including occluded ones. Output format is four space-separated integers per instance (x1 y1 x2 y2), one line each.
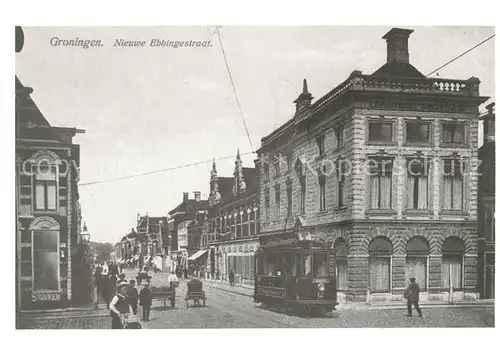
6 5 496 333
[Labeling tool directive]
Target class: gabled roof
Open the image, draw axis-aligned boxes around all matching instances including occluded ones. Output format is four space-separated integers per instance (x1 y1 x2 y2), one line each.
168 199 209 218
16 76 51 128
218 167 258 206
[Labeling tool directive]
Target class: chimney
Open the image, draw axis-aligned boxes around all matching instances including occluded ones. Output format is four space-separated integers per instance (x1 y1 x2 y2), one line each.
194 191 201 202
183 192 189 203
382 28 414 64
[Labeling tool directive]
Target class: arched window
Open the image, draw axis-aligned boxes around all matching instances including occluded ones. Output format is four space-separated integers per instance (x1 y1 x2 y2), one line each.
441 237 465 289
406 236 430 290
368 236 393 293
334 239 348 291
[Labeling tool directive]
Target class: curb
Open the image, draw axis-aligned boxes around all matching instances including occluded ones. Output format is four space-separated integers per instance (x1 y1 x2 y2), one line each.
17 312 110 320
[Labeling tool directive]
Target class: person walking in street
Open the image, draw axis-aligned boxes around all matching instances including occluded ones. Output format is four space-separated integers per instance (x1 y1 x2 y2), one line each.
139 283 153 322
117 273 127 285
168 271 179 289
229 269 235 287
129 280 139 315
109 281 132 329
404 277 422 317
183 267 188 279
101 274 111 309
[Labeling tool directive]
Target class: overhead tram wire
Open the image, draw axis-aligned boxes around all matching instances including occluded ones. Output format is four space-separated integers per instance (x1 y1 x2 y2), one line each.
216 25 255 153
79 151 254 187
79 33 494 187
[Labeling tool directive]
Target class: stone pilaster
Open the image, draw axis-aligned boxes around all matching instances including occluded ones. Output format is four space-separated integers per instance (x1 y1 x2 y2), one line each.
428 254 442 298
347 255 369 301
464 254 478 294
391 255 406 294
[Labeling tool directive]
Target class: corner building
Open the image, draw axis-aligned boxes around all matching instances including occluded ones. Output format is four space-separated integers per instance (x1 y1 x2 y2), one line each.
257 28 488 302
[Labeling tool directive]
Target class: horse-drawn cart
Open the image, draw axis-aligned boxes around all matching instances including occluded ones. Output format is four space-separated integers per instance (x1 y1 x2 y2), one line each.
185 279 206 308
151 285 176 308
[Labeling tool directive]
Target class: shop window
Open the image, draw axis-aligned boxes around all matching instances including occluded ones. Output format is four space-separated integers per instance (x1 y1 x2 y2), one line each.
406 159 429 210
368 158 393 209
368 236 393 293
33 230 60 291
335 239 348 291
33 164 58 211
441 237 465 290
406 236 429 290
442 159 464 210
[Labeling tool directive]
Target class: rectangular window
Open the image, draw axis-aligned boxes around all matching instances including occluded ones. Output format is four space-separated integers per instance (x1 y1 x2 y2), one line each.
335 125 344 148
407 159 429 210
287 153 292 171
442 123 466 144
264 164 270 182
319 175 326 211
368 122 393 142
34 165 57 211
441 256 463 289
369 257 391 292
274 185 281 221
369 159 393 209
264 189 270 221
33 230 59 291
442 159 463 210
274 161 280 178
336 162 346 207
286 179 293 218
317 135 325 157
406 121 430 144
299 176 306 214
405 257 427 291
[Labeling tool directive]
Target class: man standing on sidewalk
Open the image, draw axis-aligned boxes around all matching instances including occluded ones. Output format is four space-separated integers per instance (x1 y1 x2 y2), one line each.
404 277 422 317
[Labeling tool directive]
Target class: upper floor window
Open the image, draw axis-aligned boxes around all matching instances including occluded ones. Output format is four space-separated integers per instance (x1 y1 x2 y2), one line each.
274 185 281 221
442 123 466 145
442 159 464 211
263 164 270 182
368 158 393 210
274 158 281 178
299 176 306 214
368 121 393 142
335 125 344 148
264 189 270 221
286 178 293 218
319 173 326 212
406 159 429 210
34 164 58 211
336 161 347 208
406 121 430 144
317 135 325 157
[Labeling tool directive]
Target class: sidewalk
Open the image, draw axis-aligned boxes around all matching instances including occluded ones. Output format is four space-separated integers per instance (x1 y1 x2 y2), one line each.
202 279 494 311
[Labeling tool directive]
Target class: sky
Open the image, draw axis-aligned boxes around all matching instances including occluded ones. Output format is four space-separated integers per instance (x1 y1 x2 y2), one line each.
15 26 495 244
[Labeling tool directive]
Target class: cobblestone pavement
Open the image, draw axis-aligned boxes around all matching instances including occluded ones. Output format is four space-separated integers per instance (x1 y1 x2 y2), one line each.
17 270 494 329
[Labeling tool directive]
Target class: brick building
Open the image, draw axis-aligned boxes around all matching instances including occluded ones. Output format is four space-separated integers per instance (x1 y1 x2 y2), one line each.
477 102 495 299
16 27 85 310
168 192 209 271
204 151 260 284
257 28 489 302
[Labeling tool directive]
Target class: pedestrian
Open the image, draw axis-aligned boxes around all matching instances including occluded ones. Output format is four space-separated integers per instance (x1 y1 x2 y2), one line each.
404 277 422 317
129 280 139 315
101 274 111 309
117 273 127 285
109 281 132 329
229 269 235 287
139 283 153 322
183 267 188 279
168 271 179 289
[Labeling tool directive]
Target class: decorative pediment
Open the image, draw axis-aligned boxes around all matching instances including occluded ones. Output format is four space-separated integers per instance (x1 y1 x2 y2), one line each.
29 216 60 230
29 150 60 163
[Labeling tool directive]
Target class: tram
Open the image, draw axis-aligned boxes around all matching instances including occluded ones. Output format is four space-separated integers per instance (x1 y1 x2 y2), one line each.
254 234 338 315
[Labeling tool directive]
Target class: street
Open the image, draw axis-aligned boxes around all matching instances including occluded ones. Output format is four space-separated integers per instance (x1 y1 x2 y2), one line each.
17 271 494 329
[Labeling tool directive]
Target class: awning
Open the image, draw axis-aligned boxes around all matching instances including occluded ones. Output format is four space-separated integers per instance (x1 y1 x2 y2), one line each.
188 250 208 261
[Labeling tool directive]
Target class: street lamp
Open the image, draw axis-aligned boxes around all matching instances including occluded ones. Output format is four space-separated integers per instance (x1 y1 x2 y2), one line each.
80 222 91 243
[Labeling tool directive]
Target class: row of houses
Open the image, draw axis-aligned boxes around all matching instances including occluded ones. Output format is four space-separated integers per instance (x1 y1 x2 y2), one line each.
114 27 495 302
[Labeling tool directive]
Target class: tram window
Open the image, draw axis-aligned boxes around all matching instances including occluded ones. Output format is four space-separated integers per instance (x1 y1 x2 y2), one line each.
284 253 297 276
314 253 329 277
303 254 313 276
257 256 264 275
265 254 281 276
